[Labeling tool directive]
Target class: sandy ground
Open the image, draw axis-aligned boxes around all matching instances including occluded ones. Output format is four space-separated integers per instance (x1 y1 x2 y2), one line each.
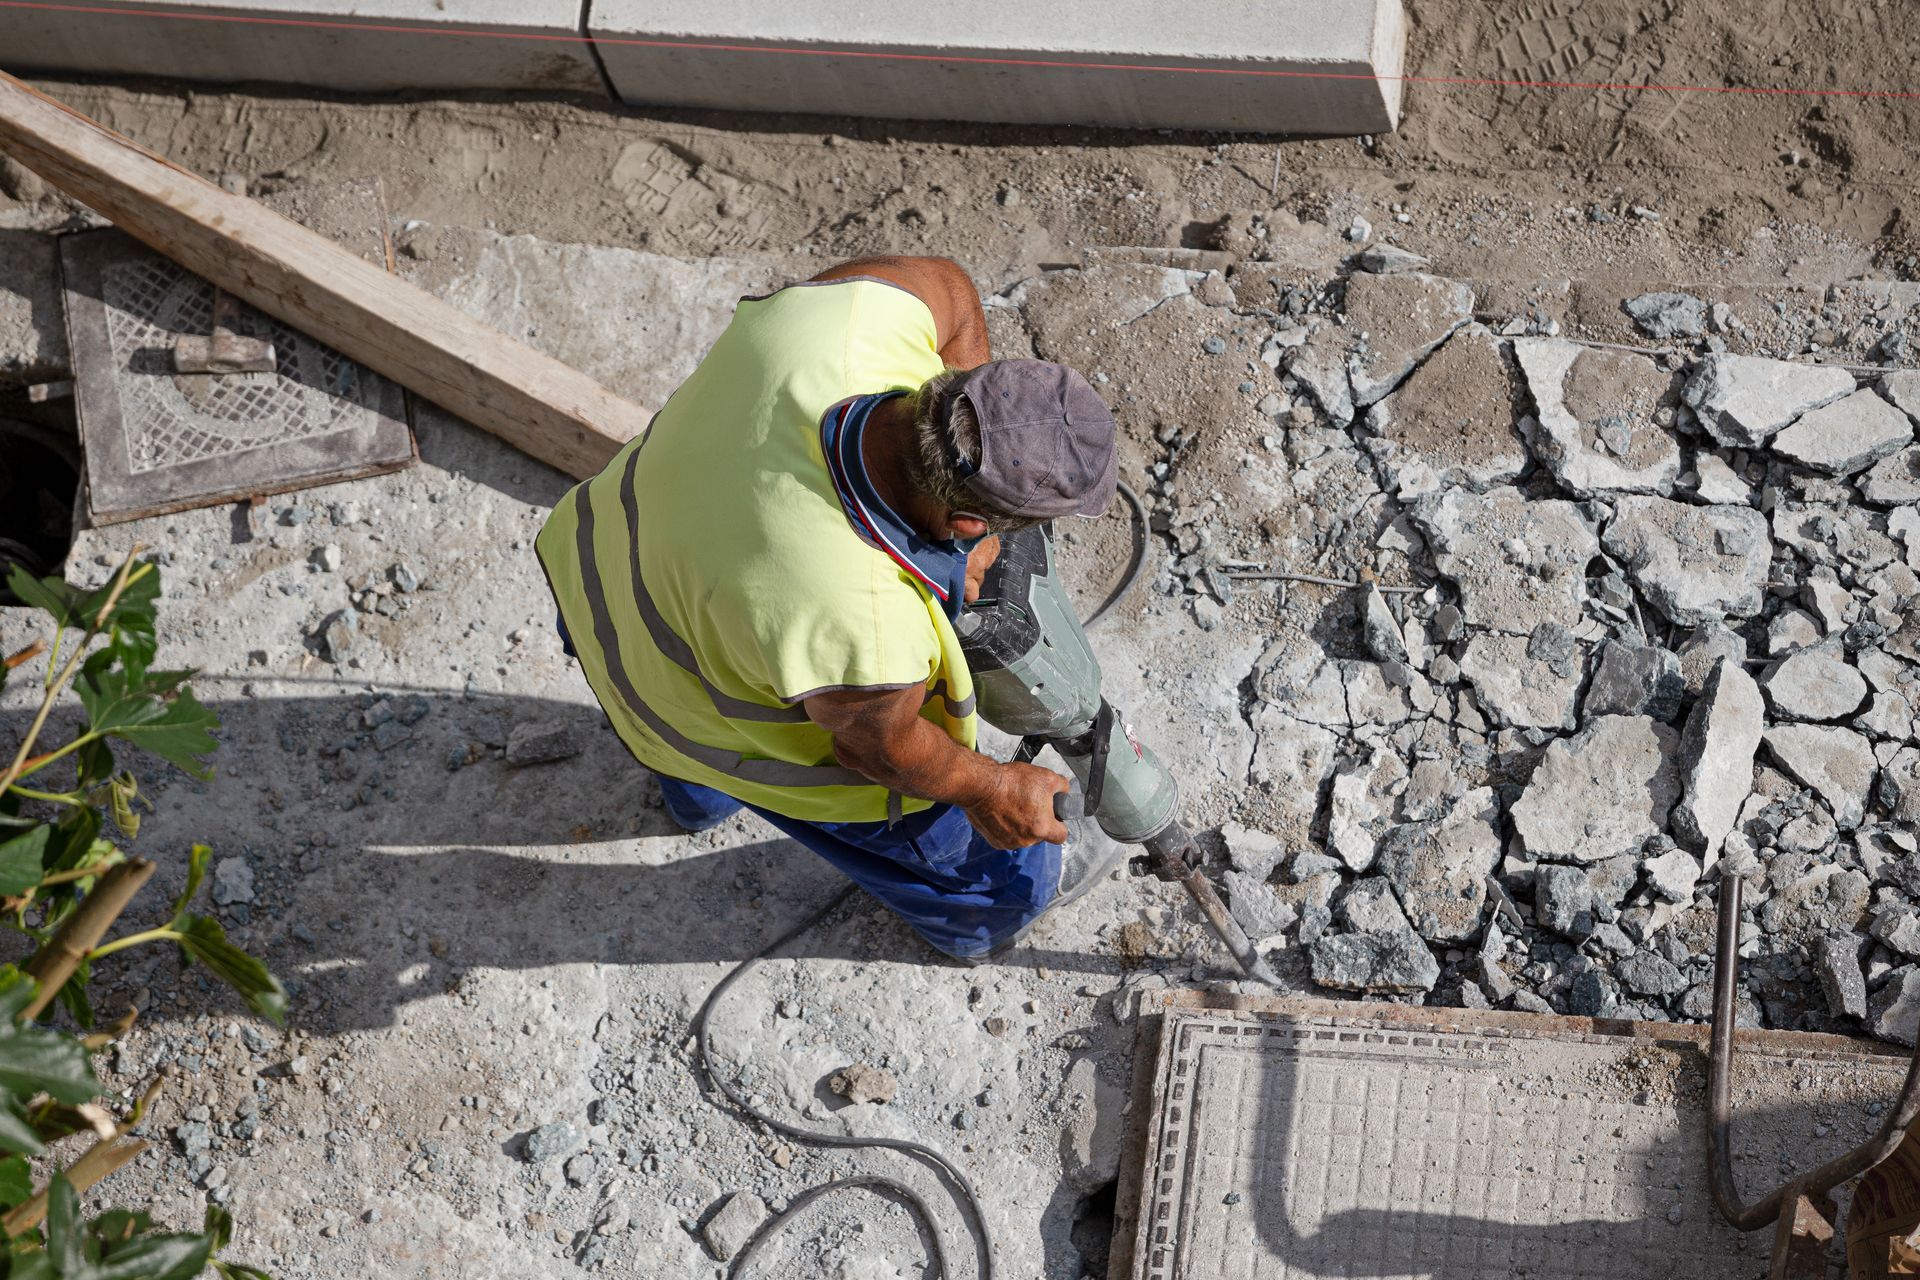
2 2 1919 1277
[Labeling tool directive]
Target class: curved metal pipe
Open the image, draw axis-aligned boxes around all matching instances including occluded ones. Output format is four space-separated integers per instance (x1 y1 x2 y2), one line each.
1707 873 1920 1231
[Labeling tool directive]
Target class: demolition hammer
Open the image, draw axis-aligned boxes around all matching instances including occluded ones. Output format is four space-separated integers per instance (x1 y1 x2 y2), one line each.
956 523 1283 988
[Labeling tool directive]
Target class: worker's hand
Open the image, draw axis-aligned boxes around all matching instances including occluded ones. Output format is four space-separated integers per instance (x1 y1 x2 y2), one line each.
963 535 1001 603
965 761 1070 850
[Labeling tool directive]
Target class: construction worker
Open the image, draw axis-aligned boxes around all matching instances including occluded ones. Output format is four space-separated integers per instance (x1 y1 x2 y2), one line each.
537 256 1122 961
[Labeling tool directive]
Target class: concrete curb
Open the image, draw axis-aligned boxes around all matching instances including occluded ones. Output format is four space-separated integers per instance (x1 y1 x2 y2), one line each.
4 0 1406 136
2 0 603 96
591 0 1406 134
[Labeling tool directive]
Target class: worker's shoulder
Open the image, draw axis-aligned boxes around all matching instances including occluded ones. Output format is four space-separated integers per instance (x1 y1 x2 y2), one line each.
737 275 936 331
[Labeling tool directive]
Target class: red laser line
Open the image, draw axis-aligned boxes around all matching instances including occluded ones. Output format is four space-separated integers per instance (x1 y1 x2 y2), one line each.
3 0 1919 102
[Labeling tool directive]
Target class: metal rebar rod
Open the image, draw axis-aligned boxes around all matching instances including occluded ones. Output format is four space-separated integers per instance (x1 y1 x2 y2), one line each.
1708 873 1920 1231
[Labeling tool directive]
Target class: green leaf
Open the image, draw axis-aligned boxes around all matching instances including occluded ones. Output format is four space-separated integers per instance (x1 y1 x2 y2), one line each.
0 971 98 1104
0 1099 44 1157
169 847 212 920
9 1248 57 1279
89 1233 216 1280
0 830 49 898
53 962 92 1032
0 1155 30 1210
87 1209 152 1252
45 1176 81 1275
211 1265 274 1280
43 810 102 878
93 571 161 670
173 917 286 1027
73 662 218 780
200 1208 232 1253
3 569 86 630
74 739 116 793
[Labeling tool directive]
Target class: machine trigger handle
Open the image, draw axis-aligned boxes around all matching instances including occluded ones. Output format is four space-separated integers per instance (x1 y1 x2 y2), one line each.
1053 791 1086 821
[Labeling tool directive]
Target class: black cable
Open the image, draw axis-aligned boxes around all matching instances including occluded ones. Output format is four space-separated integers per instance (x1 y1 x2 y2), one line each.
693 889 997 1280
1083 479 1150 632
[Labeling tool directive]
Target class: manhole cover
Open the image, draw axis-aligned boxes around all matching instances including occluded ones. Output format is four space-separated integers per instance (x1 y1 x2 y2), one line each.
59 181 412 524
1120 995 1907 1280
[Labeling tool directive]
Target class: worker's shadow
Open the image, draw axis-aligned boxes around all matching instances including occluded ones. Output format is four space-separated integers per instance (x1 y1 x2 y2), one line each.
1134 1029 1866 1280
0 683 1116 1033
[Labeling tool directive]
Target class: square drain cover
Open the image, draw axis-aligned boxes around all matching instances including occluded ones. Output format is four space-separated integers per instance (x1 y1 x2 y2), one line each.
1120 995 1907 1280
60 179 413 524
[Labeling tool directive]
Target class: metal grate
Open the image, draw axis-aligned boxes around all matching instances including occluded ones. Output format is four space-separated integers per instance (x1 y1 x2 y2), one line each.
1131 1008 1900 1280
61 216 413 526
100 256 374 473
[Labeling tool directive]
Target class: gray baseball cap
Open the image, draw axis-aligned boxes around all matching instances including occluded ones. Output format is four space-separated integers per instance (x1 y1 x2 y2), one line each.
946 360 1119 520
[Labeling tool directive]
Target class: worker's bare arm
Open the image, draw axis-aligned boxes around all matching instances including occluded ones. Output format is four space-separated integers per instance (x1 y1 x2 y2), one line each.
808 256 992 369
804 683 1067 848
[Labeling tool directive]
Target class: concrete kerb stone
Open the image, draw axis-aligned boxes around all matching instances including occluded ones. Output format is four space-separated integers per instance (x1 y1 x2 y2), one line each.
590 0 1408 134
6 0 603 94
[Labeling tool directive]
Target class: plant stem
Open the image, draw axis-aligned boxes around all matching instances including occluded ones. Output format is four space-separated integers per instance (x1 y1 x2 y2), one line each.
83 926 179 963
21 860 155 1022
1 1138 148 1237
33 864 116 889
6 734 95 785
0 549 148 795
5 786 81 808
2 640 44 671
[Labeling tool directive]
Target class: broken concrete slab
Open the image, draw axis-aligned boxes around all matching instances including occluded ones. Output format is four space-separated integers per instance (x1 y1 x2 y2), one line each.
1456 633 1585 730
1373 787 1501 942
1682 354 1857 447
1765 724 1878 830
1671 659 1765 862
1623 291 1705 339
1878 748 1920 824
1676 623 1748 697
1514 339 1682 496
1361 324 1526 496
1881 371 1920 421
1601 497 1773 625
1583 640 1684 721
1862 447 1920 505
1341 271 1472 407
1691 452 1753 506
7 0 603 94
1533 865 1598 938
1353 244 1428 275
593 0 1409 134
1760 863 1871 941
1219 821 1288 882
1360 584 1409 663
1337 876 1411 934
1511 715 1682 864
1870 967 1920 1047
1308 930 1438 993
1325 755 1388 872
1643 846 1702 903
1762 646 1869 722
1222 870 1298 942
1816 934 1869 1020
1413 486 1598 634
1770 388 1914 476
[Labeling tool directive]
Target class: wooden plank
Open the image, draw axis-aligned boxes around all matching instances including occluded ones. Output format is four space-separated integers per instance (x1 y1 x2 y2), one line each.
0 71 644 481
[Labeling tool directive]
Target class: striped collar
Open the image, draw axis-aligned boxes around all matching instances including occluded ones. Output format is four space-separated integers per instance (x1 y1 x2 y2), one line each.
820 392 969 620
